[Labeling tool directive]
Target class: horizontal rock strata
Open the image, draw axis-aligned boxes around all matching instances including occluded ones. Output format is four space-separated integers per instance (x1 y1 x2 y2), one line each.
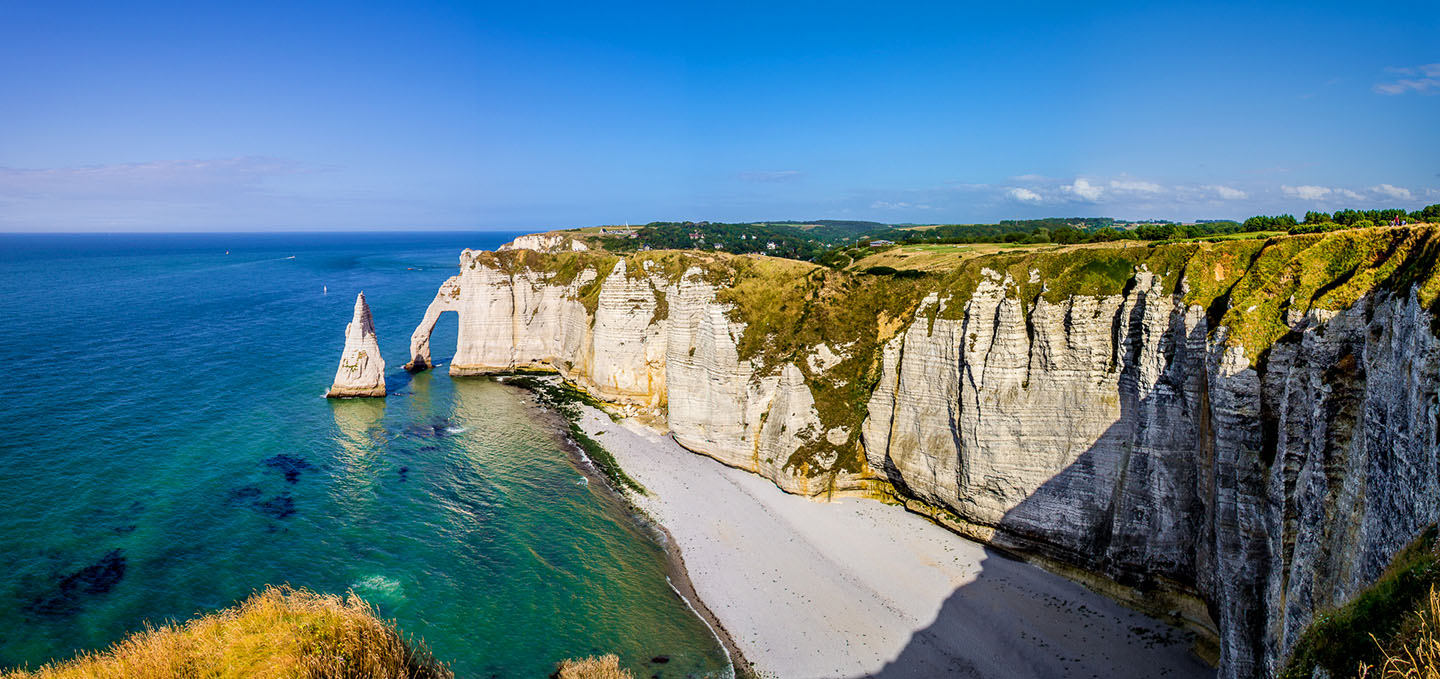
407 228 1440 679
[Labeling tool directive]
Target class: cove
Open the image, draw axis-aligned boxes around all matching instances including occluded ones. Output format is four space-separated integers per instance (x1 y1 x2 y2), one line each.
0 232 730 678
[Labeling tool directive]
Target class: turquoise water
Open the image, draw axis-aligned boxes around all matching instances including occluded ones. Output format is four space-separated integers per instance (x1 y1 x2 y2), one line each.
0 233 730 677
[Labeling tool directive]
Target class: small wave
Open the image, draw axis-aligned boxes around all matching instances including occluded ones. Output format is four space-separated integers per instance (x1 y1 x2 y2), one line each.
352 574 404 601
566 438 592 464
576 477 589 486
666 576 735 679
444 426 467 434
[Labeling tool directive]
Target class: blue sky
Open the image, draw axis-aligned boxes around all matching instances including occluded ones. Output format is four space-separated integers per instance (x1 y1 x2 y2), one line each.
1 1 1436 231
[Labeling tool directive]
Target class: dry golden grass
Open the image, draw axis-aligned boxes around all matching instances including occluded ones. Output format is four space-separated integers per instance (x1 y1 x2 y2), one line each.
554 655 634 679
1360 586 1440 678
1 586 451 679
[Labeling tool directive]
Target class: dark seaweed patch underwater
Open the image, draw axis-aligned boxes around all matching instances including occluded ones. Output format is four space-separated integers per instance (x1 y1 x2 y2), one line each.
25 550 127 618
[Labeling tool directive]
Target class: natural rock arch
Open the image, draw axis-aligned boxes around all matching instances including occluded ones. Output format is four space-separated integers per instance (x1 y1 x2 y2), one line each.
405 276 461 372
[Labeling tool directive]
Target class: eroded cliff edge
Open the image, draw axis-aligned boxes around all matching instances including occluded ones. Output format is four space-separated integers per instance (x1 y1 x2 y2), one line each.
407 226 1440 679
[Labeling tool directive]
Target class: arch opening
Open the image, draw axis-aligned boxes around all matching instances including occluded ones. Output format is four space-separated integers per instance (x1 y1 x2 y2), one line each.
405 277 463 372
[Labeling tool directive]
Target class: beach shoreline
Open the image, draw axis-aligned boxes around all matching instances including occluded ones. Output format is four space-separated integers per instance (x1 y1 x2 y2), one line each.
564 399 1214 679
511 381 753 678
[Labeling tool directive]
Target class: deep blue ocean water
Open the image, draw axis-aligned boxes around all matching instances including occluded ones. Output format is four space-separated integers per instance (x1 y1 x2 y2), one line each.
0 232 729 677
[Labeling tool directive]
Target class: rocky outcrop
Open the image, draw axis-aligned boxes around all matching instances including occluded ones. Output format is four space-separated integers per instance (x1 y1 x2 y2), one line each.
327 292 386 398
407 227 1440 678
497 233 589 253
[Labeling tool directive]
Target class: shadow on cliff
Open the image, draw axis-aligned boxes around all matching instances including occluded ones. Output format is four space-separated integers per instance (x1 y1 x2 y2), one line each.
863 299 1232 678
860 547 1213 679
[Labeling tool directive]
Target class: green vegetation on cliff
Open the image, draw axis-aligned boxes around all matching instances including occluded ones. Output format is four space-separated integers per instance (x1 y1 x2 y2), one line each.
548 206 1439 267
1282 526 1440 679
711 259 930 478
481 224 1440 477
1 586 450 679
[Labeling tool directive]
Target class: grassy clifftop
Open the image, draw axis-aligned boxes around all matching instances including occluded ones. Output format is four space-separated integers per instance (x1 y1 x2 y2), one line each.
2 586 647 679
2 586 449 679
475 224 1440 479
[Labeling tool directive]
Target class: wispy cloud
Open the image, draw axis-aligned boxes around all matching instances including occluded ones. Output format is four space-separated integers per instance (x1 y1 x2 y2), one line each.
0 156 309 199
1374 63 1440 95
1003 175 1244 206
1372 183 1414 200
853 174 1426 223
1282 185 1333 201
1206 185 1248 200
870 200 911 210
737 170 802 182
869 200 932 210
1281 183 1422 203
0 156 333 230
1108 179 1163 193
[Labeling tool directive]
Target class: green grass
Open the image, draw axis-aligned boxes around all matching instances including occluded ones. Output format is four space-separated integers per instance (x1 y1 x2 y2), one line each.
1282 525 1440 679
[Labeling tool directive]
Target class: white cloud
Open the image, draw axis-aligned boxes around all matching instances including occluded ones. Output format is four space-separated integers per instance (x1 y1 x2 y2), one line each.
870 200 912 210
0 156 306 198
1374 64 1440 94
1062 178 1105 201
1007 187 1042 202
737 170 802 182
1282 185 1333 201
1371 184 1414 200
1108 179 1163 193
1207 185 1247 200
1280 184 1406 203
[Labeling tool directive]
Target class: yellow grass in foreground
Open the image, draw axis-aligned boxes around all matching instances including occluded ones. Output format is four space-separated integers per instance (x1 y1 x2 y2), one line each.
1 586 450 679
555 655 634 679
1361 586 1440 678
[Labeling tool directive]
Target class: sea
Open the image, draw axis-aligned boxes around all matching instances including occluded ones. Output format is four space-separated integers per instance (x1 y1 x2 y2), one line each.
0 232 731 678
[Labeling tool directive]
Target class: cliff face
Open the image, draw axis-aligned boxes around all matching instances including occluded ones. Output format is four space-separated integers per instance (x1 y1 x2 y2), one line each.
407 226 1440 678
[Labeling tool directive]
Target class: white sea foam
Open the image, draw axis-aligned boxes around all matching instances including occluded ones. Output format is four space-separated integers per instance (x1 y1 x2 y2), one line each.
352 574 404 601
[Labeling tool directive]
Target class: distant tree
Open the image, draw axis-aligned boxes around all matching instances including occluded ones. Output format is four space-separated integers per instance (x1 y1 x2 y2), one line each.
1332 209 1362 226
1243 214 1297 231
1304 211 1332 225
1051 226 1083 244
1089 228 1120 242
1022 228 1051 244
1412 204 1440 222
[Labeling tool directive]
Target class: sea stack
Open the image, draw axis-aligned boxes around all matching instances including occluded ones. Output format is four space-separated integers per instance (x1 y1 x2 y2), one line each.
326 292 386 398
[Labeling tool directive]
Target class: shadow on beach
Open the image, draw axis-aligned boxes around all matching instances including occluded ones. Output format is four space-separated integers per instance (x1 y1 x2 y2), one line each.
864 548 1214 679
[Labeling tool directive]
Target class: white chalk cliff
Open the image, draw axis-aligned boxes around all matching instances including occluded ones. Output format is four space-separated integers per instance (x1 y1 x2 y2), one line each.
405 228 1440 678
327 292 386 398
497 233 589 253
